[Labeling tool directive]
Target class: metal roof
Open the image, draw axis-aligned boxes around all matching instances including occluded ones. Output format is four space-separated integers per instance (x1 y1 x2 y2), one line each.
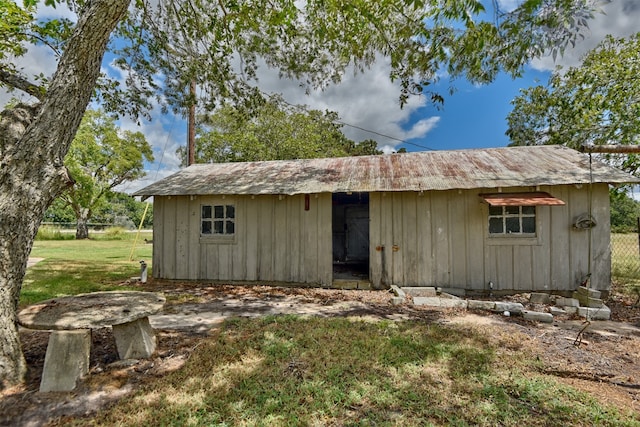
134 145 640 197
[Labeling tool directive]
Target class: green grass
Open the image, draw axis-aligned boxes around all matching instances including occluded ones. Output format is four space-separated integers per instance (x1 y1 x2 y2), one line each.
21 231 153 306
80 316 638 427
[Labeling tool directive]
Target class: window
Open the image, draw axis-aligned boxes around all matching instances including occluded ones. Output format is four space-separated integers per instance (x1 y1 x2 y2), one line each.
488 205 536 236
201 204 235 236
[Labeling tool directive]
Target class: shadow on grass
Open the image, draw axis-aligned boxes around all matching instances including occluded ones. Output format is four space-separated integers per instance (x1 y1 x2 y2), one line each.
72 315 635 427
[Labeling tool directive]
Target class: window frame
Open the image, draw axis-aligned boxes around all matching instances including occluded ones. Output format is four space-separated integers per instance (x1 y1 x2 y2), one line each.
200 203 236 242
488 205 537 237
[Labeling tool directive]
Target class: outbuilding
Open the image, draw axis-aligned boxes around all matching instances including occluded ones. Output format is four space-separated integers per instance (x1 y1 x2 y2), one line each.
134 145 639 295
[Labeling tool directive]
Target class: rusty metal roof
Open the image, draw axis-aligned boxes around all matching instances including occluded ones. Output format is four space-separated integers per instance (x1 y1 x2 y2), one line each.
134 145 640 197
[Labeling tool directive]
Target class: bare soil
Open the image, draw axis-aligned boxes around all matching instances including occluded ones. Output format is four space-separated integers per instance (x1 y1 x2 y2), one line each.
2 281 640 426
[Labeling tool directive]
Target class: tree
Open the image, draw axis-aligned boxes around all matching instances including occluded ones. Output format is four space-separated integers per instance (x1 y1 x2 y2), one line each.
60 109 153 239
180 95 381 164
506 33 640 174
0 0 603 387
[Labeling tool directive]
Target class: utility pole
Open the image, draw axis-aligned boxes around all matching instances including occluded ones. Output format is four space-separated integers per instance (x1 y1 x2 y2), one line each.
187 79 196 166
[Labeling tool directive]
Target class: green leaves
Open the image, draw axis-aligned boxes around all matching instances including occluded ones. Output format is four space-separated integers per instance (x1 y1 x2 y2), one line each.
61 109 154 228
185 94 380 164
506 33 640 174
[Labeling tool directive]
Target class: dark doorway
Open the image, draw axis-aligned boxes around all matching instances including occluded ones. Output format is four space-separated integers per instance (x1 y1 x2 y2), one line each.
332 192 369 280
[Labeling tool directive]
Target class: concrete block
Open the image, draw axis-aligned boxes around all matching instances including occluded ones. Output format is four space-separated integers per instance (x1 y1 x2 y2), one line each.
468 300 496 311
523 310 554 323
577 305 611 321
413 297 468 309
440 287 466 297
564 306 578 315
494 302 524 314
391 296 405 305
530 293 551 304
390 285 406 298
402 287 437 297
555 297 580 308
40 329 91 392
573 292 604 308
113 317 157 359
549 307 567 316
575 286 601 299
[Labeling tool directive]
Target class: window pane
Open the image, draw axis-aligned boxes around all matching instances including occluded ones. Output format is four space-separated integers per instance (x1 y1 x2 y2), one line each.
213 220 224 234
202 205 212 219
489 206 503 216
522 206 535 215
505 206 520 215
489 218 503 234
226 220 235 234
201 221 212 234
214 205 224 218
506 217 520 233
522 217 536 233
226 205 235 218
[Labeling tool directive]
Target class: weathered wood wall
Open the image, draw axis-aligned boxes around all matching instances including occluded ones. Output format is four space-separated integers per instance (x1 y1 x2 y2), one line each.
369 184 611 293
152 193 332 285
153 183 610 293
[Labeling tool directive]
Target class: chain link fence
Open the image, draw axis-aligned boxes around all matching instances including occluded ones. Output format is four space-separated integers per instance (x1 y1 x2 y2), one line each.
611 222 640 300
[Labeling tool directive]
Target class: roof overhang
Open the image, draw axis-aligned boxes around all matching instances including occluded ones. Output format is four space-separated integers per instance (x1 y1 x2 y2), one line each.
479 192 566 206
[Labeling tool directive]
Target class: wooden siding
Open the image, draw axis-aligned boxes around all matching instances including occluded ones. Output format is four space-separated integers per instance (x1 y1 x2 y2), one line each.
153 183 611 293
369 184 611 293
152 194 332 285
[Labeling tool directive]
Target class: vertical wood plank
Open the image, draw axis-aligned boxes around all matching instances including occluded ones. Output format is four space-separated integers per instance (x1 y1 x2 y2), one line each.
431 191 450 286
187 196 200 280
448 190 467 288
549 185 571 291
318 193 333 285
258 196 274 281
287 196 301 283
274 196 289 282
163 196 177 279
402 192 418 286
464 191 485 291
391 192 404 285
245 196 259 281
416 192 433 286
152 197 164 279
175 196 189 279
369 193 382 287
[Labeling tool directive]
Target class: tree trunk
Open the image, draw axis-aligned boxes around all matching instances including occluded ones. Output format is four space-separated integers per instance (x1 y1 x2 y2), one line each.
0 0 130 388
75 209 90 240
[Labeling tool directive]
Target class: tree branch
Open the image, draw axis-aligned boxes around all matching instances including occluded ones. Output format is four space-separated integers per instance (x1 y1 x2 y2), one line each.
0 69 45 101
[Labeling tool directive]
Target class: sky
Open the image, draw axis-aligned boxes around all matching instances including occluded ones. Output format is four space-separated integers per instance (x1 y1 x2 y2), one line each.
2 1 640 193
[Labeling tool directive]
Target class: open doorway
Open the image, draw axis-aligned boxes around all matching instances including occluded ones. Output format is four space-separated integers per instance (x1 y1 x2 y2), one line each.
332 192 369 281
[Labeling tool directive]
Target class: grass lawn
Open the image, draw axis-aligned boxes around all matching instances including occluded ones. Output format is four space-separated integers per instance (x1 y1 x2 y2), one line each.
79 316 637 427
21 230 153 306
17 231 640 426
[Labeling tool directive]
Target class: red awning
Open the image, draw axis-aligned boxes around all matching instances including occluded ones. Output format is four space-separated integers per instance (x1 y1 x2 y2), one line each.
479 192 565 206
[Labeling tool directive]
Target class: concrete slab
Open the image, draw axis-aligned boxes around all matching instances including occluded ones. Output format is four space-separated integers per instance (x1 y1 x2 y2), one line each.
468 300 496 311
577 305 611 320
40 330 91 392
112 317 157 359
555 297 580 307
530 293 551 304
413 297 468 309
494 302 524 314
523 310 554 323
401 287 437 297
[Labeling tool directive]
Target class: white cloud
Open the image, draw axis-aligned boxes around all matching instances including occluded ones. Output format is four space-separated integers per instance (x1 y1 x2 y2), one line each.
255 57 438 150
531 0 640 71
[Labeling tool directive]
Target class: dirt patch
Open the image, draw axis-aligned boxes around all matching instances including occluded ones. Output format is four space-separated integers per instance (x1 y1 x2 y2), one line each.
2 281 640 426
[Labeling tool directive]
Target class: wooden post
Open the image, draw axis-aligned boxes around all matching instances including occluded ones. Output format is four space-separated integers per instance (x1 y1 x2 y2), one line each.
187 80 196 166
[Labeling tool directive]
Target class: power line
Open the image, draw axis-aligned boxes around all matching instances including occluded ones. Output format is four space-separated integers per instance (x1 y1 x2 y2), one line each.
335 120 437 151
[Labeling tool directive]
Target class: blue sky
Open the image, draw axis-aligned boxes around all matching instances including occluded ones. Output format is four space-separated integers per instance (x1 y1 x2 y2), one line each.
2 1 640 192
